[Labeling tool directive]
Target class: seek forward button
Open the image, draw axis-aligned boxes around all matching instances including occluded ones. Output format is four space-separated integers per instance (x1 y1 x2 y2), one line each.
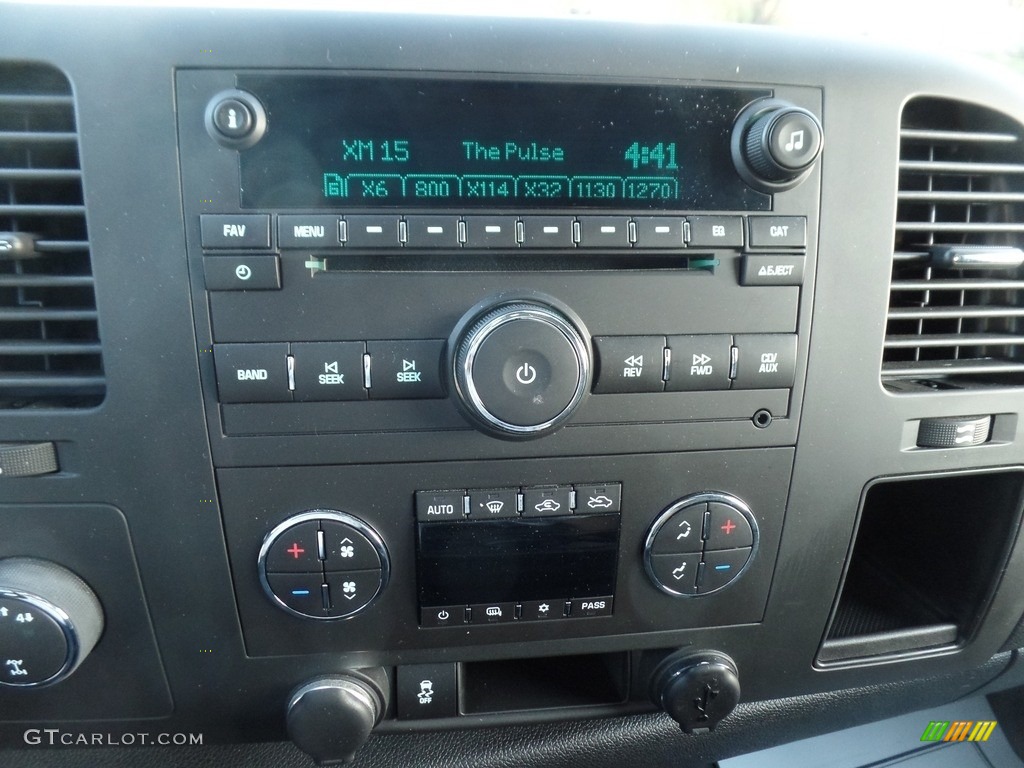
366 340 445 400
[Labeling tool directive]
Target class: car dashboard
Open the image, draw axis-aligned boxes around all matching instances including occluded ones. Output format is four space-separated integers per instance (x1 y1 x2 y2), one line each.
2 4 1024 766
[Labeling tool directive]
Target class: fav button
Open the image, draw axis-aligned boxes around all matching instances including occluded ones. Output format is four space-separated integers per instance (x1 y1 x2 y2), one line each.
200 214 271 249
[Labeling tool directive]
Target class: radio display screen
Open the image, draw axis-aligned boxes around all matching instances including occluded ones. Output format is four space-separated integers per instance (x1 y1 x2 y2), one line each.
238 75 771 211
416 514 620 606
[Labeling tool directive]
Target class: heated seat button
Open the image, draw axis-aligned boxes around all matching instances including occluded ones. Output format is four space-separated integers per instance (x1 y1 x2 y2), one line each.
733 334 798 389
468 488 519 519
321 522 382 571
705 503 753 550
213 343 289 403
666 335 731 391
651 503 706 555
367 340 445 400
697 548 752 594
397 663 457 720
291 342 366 402
593 336 666 393
649 553 701 595
264 521 323 573
522 485 572 517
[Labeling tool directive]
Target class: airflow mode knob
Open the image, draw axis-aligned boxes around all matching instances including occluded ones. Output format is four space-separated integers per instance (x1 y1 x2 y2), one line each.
733 99 823 192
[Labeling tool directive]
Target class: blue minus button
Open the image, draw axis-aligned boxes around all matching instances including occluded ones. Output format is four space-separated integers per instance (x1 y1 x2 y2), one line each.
714 565 732 571
291 589 311 596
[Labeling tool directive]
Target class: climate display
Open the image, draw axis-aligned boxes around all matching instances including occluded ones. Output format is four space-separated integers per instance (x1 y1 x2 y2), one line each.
238 76 772 211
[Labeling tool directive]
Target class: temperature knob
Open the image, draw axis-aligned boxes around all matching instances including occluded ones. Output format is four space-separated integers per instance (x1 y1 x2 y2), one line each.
732 99 823 192
0 558 104 687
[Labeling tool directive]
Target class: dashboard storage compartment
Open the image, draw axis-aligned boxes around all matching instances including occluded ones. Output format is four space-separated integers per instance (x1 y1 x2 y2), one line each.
460 652 628 714
818 470 1024 664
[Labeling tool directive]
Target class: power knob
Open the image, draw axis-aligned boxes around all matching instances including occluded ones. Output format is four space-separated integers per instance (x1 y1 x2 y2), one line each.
732 99 823 192
450 298 591 439
0 558 104 687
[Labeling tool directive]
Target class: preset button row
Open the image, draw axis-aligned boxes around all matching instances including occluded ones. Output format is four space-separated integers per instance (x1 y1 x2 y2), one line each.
593 334 797 393
420 596 613 628
214 339 444 403
200 213 806 251
415 483 621 522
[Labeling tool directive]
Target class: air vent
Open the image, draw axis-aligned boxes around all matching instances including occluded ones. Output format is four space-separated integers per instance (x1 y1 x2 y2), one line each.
883 97 1024 391
0 63 104 408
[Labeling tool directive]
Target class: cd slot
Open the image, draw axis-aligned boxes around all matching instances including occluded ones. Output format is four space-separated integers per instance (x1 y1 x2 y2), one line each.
303 252 702 273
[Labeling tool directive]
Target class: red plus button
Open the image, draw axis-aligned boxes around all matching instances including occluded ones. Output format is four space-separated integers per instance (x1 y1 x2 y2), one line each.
705 503 753 550
265 521 321 573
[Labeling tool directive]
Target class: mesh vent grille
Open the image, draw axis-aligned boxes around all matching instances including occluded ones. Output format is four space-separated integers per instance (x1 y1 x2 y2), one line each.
0 63 104 408
882 97 1024 391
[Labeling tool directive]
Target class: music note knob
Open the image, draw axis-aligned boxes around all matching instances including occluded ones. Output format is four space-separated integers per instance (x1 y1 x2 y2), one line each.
732 99 823 191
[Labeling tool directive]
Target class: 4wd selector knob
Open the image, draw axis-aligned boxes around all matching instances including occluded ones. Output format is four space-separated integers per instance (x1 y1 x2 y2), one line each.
452 300 591 439
732 98 823 192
